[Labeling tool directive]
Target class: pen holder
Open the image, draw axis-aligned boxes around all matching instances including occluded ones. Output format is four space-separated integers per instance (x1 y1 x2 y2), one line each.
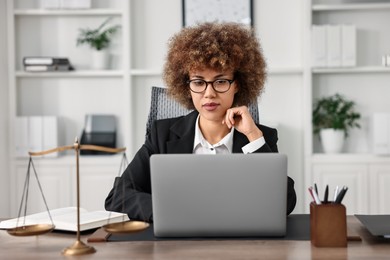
310 202 347 247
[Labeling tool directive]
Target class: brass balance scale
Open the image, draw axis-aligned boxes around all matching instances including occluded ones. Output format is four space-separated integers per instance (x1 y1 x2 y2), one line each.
5 138 149 256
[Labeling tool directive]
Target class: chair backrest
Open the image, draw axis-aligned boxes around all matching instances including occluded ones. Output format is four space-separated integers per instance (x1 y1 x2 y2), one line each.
145 86 260 138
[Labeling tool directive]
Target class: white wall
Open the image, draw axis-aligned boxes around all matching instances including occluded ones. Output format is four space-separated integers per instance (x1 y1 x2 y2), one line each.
129 0 305 213
130 0 182 146
255 0 304 213
0 0 10 217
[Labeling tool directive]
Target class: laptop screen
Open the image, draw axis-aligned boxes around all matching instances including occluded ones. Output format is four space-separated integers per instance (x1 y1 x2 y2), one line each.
150 153 287 237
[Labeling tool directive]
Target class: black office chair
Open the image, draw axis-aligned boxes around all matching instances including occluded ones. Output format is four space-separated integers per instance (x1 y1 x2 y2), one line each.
145 86 260 139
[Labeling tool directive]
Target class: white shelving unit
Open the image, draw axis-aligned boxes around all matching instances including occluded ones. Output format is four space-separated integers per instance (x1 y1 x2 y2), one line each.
312 66 390 74
5 0 188 216
6 0 133 215
15 70 124 77
304 0 390 214
312 2 390 11
13 9 123 16
8 0 132 149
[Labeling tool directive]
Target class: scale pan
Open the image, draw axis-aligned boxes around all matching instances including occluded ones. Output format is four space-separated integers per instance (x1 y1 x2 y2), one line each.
7 224 55 236
103 221 149 234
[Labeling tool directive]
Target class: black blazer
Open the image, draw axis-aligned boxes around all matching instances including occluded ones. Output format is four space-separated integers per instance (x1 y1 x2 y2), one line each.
105 111 297 222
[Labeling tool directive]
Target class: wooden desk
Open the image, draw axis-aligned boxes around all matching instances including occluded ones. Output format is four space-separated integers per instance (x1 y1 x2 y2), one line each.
1 216 389 259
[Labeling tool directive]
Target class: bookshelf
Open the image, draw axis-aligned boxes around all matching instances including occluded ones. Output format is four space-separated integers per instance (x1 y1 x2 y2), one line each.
5 0 191 217
303 0 390 214
6 0 132 215
8 1 131 148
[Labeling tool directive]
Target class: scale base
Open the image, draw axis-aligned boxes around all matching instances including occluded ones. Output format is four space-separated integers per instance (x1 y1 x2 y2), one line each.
62 240 96 256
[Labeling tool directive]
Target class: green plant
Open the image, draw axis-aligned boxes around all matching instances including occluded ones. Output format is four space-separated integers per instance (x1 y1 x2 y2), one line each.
76 17 120 51
313 93 361 137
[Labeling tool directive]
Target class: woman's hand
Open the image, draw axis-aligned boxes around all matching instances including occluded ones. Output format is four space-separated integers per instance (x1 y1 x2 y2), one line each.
222 106 263 142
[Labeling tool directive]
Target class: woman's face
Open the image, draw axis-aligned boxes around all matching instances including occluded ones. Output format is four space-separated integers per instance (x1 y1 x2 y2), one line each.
188 68 238 124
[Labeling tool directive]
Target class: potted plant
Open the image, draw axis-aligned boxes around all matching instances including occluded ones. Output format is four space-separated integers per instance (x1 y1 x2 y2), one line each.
313 93 361 153
76 17 120 69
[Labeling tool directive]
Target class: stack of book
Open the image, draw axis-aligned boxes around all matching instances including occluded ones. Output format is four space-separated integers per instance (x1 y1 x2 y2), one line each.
23 57 74 72
311 24 356 68
14 116 59 158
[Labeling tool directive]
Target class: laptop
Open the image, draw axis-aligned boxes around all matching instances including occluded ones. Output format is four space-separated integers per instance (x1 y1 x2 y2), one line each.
355 215 390 238
150 153 287 238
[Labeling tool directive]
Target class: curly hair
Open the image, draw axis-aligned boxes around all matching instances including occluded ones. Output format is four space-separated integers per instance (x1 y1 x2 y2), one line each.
163 22 267 110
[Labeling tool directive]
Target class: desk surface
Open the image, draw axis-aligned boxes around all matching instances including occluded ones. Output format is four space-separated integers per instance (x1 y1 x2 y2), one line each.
0 216 389 260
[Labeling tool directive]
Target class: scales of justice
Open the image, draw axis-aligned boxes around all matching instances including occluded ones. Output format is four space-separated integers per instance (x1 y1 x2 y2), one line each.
4 138 150 256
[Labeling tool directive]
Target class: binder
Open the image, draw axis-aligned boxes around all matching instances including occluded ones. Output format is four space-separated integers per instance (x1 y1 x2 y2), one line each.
341 25 356 67
326 25 342 67
43 116 59 157
311 25 327 68
28 116 43 154
372 113 390 155
14 116 59 157
14 117 29 157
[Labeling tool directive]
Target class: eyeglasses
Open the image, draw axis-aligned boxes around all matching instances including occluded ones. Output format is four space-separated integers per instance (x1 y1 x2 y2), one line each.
187 79 235 93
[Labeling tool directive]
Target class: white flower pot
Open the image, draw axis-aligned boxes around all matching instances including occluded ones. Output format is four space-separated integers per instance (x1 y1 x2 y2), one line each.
91 50 108 70
320 129 345 154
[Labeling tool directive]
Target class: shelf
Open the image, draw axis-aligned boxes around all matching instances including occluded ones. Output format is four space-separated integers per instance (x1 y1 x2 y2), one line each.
130 67 304 77
313 3 390 11
312 66 390 74
130 69 162 76
14 9 123 16
311 153 390 163
15 154 124 165
268 67 303 75
15 70 124 78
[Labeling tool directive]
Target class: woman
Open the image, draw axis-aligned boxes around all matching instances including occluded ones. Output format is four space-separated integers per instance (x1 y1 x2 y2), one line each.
105 22 296 222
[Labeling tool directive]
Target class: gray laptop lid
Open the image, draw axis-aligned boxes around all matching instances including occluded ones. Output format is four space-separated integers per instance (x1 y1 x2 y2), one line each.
150 153 287 237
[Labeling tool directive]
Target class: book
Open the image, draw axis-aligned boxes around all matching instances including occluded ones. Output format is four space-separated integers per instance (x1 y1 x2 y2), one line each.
341 24 356 67
28 116 43 153
24 64 73 72
23 57 74 72
23 57 70 66
311 25 327 68
42 116 59 157
0 207 129 232
24 65 56 72
326 25 342 67
14 117 29 157
14 116 60 158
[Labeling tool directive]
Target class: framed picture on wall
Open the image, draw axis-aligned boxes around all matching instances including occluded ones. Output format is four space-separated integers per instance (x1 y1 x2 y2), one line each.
182 0 253 27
